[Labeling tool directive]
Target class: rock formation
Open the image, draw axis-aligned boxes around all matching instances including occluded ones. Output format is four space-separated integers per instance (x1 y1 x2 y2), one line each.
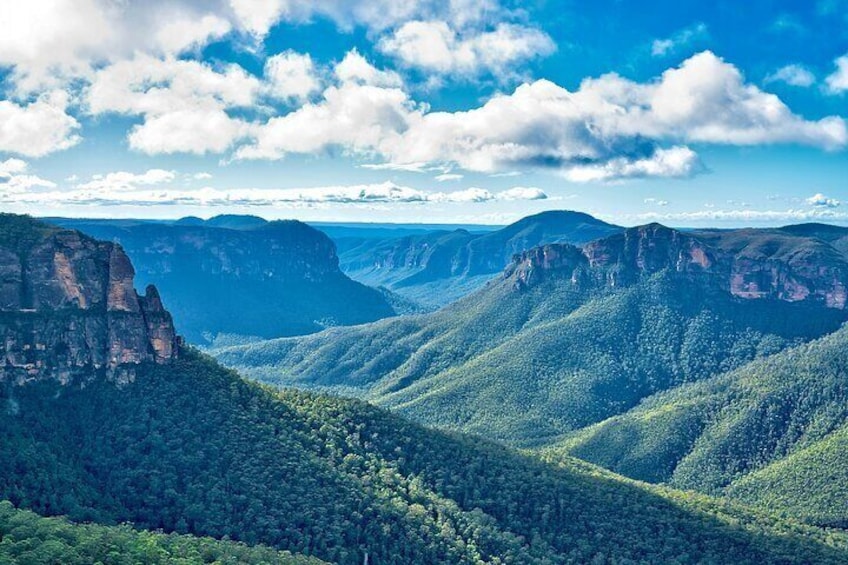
507 223 848 309
0 214 178 385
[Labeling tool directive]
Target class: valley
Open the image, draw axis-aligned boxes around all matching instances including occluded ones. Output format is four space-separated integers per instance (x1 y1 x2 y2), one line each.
3 212 848 564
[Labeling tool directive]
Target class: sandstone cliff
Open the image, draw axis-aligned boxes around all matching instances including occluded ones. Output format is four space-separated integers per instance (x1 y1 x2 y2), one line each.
0 214 178 385
506 223 848 310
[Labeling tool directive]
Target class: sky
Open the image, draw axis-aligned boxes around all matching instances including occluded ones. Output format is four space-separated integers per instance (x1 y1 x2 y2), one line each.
0 0 847 227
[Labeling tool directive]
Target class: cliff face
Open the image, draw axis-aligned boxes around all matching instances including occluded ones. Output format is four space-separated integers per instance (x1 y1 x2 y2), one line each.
48 218 397 343
0 215 178 385
506 223 848 310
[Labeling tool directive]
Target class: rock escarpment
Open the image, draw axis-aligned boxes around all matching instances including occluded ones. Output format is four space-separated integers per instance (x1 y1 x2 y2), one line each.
507 223 848 309
0 215 178 385
49 217 397 343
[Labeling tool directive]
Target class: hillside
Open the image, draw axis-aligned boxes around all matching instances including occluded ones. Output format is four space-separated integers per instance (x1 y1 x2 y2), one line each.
555 323 848 528
5 351 848 564
217 223 848 448
51 217 396 345
339 210 622 308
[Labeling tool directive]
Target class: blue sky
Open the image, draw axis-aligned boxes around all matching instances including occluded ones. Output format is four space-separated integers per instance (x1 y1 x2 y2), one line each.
0 0 846 226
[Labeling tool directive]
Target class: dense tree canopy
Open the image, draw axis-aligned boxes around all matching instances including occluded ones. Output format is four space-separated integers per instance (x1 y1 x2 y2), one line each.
3 352 848 564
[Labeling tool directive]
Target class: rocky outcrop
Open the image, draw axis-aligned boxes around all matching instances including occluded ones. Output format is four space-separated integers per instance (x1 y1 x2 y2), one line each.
0 215 178 385
506 223 848 310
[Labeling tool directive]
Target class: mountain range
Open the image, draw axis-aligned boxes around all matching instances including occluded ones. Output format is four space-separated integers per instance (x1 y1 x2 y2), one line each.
336 210 622 308
218 222 848 448
5 213 848 563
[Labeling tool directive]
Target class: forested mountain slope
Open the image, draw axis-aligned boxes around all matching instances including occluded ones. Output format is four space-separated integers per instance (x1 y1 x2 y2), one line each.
218 223 848 447
338 210 622 308
5 352 848 564
50 217 396 344
555 323 848 528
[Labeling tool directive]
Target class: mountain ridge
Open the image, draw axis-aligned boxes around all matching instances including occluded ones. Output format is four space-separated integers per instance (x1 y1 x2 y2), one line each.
218 221 848 449
338 210 623 307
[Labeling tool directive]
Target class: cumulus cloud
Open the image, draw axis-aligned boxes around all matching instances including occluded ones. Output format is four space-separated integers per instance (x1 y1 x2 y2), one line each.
0 159 28 178
496 186 547 200
644 198 670 206
434 173 464 181
129 109 251 155
0 0 239 93
265 50 322 101
0 91 81 157
826 54 848 94
334 50 404 87
227 0 502 38
0 159 57 193
86 55 260 115
155 13 232 54
765 64 816 87
651 23 709 57
563 147 701 183
86 55 259 154
236 54 419 160
237 51 847 181
379 20 554 78
806 193 840 207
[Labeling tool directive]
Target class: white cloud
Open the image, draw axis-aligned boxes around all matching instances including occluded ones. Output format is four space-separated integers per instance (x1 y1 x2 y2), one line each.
0 180 546 207
334 50 404 88
825 54 848 94
765 64 816 87
86 55 259 154
651 23 708 57
193 172 214 180
0 0 112 92
0 0 238 93
236 55 420 159
227 0 501 38
495 186 547 200
86 55 259 116
628 208 848 224
154 13 232 54
239 51 847 181
644 198 670 206
129 108 250 154
0 91 81 157
379 20 555 78
0 159 28 178
76 169 176 192
435 173 464 181
563 147 701 183
0 159 56 193
360 162 432 172
265 50 322 101
806 193 840 207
